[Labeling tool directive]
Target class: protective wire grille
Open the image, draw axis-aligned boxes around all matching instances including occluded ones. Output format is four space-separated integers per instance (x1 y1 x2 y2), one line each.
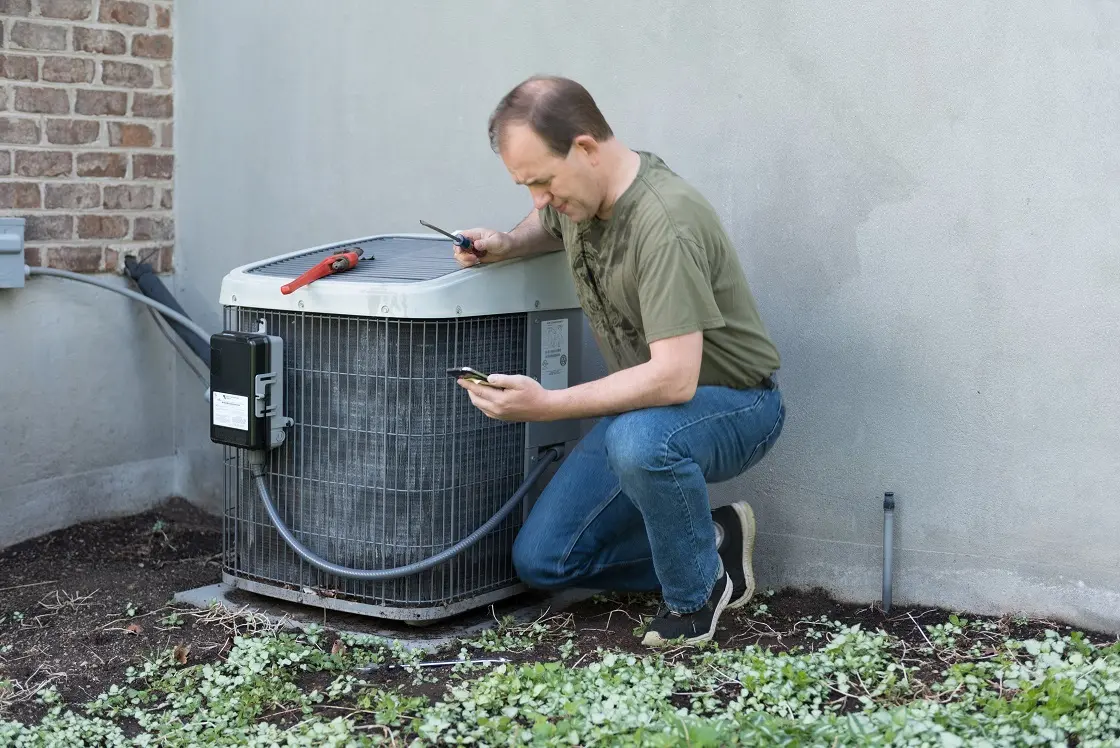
245 236 462 284
222 307 529 610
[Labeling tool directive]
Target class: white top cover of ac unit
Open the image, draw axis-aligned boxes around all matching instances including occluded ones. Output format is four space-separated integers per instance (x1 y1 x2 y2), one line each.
219 233 581 318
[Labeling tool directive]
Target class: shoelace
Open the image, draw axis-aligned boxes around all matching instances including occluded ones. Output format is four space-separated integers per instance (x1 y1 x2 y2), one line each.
652 604 680 619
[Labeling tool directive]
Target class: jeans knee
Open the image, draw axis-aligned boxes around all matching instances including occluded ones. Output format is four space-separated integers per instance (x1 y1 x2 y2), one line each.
512 530 561 589
604 413 668 480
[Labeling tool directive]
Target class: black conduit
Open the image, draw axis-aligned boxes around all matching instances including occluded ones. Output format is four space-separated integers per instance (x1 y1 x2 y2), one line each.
248 447 560 581
124 255 211 368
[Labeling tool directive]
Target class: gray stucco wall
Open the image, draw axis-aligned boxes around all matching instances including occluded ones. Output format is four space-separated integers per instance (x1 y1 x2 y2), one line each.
0 274 178 548
173 1 1120 631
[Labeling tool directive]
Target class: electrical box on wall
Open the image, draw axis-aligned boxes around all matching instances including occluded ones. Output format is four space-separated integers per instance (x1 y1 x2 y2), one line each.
0 218 26 289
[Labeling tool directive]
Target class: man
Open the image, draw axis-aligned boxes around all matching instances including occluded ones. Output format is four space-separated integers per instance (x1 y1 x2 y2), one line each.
453 76 785 646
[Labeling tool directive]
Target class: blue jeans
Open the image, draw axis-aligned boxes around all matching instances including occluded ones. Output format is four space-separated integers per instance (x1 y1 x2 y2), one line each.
512 385 785 613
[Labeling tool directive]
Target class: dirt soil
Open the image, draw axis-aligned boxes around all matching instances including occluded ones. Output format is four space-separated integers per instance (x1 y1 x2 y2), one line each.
0 499 226 723
2 499 1116 728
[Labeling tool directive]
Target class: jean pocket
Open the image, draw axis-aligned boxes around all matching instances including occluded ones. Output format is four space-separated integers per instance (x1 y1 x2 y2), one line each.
741 398 786 473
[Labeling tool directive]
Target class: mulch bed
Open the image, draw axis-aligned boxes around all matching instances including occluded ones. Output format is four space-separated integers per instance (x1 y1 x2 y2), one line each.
0 499 226 724
2 498 1114 727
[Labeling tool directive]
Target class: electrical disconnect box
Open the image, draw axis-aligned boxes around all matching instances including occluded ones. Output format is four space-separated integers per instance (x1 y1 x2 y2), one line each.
209 320 292 450
0 218 26 289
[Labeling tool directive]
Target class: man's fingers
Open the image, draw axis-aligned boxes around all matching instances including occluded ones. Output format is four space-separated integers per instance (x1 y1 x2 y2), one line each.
458 378 496 400
465 387 499 419
454 252 479 268
450 228 491 261
462 384 485 406
459 378 509 419
486 373 515 388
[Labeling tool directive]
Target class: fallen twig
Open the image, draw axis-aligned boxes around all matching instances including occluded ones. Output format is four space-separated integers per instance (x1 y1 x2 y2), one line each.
0 580 58 594
37 589 97 614
908 612 936 650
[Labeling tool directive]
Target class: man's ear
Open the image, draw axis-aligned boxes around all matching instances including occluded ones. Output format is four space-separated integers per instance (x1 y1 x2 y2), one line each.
571 134 601 164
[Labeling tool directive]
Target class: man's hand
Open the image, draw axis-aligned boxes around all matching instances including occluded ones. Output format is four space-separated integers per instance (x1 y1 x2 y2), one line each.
453 211 564 267
456 373 557 422
452 228 513 267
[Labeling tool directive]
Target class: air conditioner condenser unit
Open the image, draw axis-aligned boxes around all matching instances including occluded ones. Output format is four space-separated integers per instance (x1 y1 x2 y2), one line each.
210 234 586 622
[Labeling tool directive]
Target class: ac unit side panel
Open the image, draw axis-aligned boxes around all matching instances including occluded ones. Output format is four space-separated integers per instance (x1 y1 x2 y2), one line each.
525 308 586 450
220 234 580 318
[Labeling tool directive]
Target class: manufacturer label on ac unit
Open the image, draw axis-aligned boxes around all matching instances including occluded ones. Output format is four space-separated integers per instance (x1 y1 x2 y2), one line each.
540 318 568 390
212 391 249 431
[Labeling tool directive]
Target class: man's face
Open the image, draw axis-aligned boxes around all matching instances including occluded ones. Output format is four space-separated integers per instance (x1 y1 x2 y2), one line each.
499 124 602 222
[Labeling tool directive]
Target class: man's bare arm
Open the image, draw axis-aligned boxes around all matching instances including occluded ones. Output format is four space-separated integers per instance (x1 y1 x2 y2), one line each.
545 332 703 419
462 332 705 423
504 209 563 258
454 210 563 266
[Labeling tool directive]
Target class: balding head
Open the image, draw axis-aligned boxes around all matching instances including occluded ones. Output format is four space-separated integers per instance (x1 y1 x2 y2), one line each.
488 76 614 157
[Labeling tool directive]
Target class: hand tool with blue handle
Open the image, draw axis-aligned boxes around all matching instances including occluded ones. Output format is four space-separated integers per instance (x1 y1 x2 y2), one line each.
420 220 484 257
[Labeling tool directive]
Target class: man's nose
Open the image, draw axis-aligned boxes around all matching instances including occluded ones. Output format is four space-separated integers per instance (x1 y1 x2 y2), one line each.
531 189 552 210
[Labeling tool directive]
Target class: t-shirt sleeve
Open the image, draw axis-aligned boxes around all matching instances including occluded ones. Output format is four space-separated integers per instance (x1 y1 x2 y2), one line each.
537 205 563 240
637 235 725 344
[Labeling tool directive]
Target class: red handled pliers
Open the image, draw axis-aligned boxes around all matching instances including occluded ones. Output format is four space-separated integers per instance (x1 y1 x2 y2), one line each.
280 247 364 295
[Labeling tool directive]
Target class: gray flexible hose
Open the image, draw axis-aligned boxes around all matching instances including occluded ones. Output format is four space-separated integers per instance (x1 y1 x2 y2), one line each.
27 266 211 344
249 448 560 581
146 304 209 385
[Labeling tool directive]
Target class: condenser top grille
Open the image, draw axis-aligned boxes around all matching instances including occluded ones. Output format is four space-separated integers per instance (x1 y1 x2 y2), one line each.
221 232 581 319
247 236 461 284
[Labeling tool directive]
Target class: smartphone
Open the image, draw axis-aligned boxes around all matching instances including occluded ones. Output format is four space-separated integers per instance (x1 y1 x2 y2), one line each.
447 366 498 386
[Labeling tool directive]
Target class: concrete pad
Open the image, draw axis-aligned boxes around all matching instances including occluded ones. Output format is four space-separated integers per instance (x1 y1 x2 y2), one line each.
174 582 594 653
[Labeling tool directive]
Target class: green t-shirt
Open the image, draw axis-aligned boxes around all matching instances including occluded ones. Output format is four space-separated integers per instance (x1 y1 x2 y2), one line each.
539 151 780 390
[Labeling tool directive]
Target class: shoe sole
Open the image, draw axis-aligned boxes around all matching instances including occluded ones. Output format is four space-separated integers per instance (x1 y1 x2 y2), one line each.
640 573 734 647
725 502 756 609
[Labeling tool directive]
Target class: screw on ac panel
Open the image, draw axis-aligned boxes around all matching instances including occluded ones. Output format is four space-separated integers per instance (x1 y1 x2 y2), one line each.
231 295 237 302
381 305 389 313
456 305 462 314
298 300 305 309
534 300 540 308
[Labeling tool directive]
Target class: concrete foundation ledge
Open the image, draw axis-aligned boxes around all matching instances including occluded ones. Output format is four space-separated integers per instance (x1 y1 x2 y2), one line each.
754 531 1120 635
173 582 595 653
0 455 178 551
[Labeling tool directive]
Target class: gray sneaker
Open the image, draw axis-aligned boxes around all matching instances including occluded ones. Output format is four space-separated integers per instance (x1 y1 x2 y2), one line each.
712 501 756 609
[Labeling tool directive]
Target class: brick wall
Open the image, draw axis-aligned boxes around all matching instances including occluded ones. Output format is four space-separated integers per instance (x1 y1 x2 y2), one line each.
0 0 173 273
